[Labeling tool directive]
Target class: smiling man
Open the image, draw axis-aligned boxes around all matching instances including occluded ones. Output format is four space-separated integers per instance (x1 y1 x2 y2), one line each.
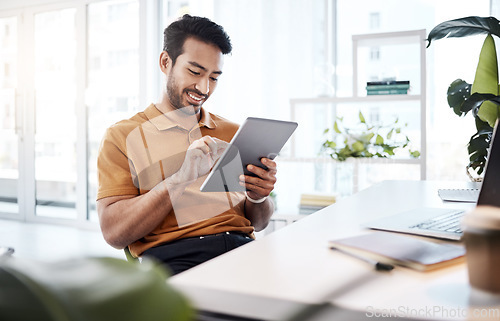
96 15 276 275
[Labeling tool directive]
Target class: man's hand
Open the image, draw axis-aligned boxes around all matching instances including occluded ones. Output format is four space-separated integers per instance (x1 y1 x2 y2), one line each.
171 136 228 185
239 158 277 201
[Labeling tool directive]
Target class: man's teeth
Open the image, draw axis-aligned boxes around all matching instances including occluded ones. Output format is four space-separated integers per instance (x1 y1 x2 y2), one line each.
188 92 203 101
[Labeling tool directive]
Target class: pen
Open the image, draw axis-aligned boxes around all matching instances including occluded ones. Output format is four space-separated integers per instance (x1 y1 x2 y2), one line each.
333 247 394 271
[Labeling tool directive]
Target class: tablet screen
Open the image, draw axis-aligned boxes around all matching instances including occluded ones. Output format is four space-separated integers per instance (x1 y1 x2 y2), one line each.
200 117 298 192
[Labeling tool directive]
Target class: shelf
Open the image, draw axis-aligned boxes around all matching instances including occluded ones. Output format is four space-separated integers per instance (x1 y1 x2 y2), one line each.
278 157 422 165
352 29 426 47
290 94 422 105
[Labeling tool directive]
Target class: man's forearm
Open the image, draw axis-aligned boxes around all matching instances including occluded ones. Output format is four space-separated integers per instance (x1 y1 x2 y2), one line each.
98 177 189 249
244 197 274 231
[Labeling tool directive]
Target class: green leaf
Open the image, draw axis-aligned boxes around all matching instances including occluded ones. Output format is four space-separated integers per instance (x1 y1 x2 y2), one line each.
447 79 472 116
375 134 384 145
470 35 500 128
426 16 500 48
359 133 374 143
383 146 395 156
474 115 493 133
478 102 500 127
462 92 500 109
461 93 500 127
410 150 421 158
359 111 366 123
333 121 341 134
352 141 365 152
467 129 493 174
471 34 499 96
325 140 336 149
387 128 394 140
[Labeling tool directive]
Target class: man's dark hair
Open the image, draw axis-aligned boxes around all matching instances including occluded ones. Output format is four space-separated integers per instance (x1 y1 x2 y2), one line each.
163 14 232 65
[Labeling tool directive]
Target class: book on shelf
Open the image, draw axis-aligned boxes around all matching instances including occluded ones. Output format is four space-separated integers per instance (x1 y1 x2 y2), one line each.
366 80 410 95
365 84 410 90
299 205 327 215
299 193 336 214
328 232 465 272
367 88 408 95
366 80 410 86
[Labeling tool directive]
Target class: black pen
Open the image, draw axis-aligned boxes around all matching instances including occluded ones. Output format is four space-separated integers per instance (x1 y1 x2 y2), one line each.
333 247 394 271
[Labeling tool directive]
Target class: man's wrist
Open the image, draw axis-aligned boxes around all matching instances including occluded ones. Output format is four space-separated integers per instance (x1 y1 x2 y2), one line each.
245 191 267 204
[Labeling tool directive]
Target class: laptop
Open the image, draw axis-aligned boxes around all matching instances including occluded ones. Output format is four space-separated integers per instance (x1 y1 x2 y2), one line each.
363 119 500 241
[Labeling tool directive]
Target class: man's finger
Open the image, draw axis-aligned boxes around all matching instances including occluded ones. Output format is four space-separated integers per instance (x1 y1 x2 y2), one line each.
240 180 272 198
261 158 277 171
211 137 229 154
203 136 218 155
246 164 277 182
240 174 275 189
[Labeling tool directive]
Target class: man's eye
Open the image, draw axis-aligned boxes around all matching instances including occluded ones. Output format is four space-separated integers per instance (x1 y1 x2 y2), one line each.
210 77 219 82
188 69 200 75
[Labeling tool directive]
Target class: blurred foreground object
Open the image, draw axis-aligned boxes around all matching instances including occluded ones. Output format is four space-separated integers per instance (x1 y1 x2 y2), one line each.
0 256 193 321
463 205 500 293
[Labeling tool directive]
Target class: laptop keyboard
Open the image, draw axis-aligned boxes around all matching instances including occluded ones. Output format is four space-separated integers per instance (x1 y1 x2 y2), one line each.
409 210 464 234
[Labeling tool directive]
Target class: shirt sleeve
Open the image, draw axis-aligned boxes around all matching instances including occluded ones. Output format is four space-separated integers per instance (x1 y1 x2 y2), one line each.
96 127 140 200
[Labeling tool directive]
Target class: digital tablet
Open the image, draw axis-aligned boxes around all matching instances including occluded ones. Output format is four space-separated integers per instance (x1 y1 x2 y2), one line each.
200 117 298 192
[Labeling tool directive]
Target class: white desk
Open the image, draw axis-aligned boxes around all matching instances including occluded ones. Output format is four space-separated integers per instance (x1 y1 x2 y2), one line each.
169 180 500 320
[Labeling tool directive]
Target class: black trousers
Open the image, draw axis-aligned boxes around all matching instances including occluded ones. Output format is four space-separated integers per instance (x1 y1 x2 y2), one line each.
142 232 253 276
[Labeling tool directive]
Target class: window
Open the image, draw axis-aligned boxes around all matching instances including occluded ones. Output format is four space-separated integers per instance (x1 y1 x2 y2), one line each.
0 16 18 216
0 0 142 225
87 0 140 222
369 12 380 29
369 47 380 61
34 8 78 219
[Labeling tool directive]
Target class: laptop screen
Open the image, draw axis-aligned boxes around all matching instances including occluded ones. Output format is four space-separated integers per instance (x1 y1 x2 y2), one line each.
477 119 500 207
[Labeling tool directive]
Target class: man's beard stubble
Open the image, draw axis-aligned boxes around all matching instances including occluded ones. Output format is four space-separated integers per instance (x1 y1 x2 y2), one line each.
166 73 201 116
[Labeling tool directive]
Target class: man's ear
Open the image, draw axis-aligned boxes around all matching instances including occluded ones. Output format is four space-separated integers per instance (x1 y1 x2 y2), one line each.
159 51 170 73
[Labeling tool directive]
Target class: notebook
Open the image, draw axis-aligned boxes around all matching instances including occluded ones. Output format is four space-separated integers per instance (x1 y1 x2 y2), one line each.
329 232 465 271
363 119 500 241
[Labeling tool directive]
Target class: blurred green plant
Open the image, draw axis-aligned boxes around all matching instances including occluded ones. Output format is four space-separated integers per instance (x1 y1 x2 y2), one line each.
0 256 194 321
427 16 500 177
321 111 420 161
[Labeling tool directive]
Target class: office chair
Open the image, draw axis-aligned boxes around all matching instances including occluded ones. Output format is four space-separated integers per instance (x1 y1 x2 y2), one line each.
124 246 139 263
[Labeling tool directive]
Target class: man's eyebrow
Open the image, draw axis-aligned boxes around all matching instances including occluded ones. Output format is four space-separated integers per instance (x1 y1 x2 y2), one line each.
188 61 222 75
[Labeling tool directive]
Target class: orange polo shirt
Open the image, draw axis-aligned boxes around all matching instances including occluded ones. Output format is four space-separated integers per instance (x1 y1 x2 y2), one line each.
97 104 254 257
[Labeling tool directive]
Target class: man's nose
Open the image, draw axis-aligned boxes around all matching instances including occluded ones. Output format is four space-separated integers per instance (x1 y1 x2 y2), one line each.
195 77 210 95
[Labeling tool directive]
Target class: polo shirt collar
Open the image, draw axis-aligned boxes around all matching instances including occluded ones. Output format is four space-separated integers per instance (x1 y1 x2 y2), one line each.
199 107 216 129
145 104 216 131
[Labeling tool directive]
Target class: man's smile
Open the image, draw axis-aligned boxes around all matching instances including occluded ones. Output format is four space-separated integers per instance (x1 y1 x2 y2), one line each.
186 90 207 105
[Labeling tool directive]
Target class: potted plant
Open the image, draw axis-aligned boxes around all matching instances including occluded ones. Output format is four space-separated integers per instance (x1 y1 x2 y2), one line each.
322 111 420 161
426 16 500 180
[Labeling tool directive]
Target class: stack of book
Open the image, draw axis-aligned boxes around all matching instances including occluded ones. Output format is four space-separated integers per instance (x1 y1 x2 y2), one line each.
299 193 336 214
366 80 410 95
